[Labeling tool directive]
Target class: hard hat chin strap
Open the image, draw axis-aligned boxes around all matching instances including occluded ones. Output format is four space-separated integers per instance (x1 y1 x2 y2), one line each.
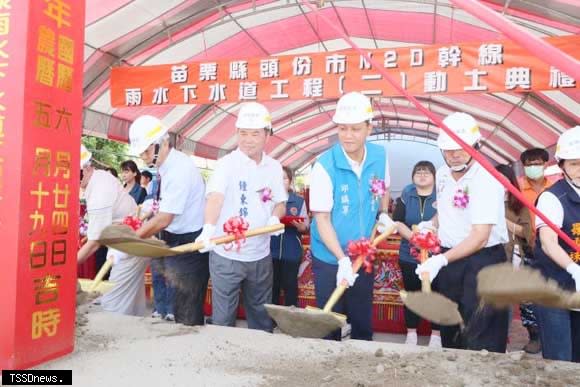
441 151 473 173
563 168 580 189
442 142 479 173
149 143 160 168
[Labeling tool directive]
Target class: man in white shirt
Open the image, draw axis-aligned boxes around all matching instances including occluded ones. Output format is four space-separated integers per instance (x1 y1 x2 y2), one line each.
78 145 149 316
416 112 509 352
195 102 286 332
309 92 392 341
129 115 208 326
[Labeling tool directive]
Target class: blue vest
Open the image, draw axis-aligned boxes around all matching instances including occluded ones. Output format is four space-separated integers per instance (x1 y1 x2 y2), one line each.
310 142 386 264
533 179 580 291
127 183 146 205
270 192 305 262
398 184 437 263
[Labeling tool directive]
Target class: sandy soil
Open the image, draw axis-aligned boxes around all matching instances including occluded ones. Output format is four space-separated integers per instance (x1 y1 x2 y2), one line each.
27 302 580 387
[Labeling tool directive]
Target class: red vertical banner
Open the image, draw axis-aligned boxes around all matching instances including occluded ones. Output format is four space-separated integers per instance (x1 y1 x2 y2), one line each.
0 0 84 370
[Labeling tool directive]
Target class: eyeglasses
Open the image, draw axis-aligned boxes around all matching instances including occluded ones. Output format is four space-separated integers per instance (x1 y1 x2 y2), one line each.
414 171 432 176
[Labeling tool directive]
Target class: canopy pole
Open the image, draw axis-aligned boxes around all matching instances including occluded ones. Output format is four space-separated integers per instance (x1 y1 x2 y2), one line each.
300 0 579 253
450 0 580 80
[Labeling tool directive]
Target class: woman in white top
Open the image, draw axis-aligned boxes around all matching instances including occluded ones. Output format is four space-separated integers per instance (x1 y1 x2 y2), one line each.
78 145 149 316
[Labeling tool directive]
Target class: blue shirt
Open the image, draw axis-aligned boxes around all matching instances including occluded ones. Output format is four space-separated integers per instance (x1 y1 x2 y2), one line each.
310 142 387 264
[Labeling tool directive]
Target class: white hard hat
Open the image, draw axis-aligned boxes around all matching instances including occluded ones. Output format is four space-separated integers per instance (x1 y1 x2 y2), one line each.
80 144 92 168
129 115 169 155
235 102 272 130
437 112 482 150
555 125 580 161
332 92 374 125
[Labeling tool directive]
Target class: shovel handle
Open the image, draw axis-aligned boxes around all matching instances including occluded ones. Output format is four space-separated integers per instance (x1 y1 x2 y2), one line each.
90 259 113 292
170 224 285 253
323 257 364 313
322 225 397 313
372 225 396 247
419 249 432 293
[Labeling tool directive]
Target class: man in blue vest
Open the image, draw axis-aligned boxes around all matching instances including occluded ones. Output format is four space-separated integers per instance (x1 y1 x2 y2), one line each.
533 125 580 362
309 92 392 341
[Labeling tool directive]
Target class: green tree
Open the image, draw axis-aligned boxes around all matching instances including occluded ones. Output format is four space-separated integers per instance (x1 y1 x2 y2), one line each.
82 136 132 171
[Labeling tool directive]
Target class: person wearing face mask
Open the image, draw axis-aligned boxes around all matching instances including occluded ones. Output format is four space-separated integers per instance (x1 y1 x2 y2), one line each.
519 148 553 233
515 148 552 351
495 164 540 354
416 112 509 352
195 102 286 333
309 92 392 341
533 126 580 363
129 115 208 326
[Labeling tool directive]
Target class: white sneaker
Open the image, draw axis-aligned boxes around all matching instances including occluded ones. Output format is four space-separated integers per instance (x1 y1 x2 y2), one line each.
428 335 442 349
405 332 418 345
341 323 352 339
151 311 162 318
165 313 175 322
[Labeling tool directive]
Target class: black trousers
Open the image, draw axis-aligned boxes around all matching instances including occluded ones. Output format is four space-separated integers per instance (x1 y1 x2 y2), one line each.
312 257 374 341
161 230 209 326
437 244 509 353
399 260 440 331
272 258 300 306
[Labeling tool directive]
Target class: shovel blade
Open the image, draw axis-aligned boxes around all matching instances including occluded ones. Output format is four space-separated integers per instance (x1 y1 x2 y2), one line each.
265 304 346 339
97 225 175 258
401 291 463 326
477 263 567 308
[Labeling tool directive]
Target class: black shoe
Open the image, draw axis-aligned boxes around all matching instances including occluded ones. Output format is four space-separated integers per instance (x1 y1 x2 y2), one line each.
523 339 541 354
205 317 213 325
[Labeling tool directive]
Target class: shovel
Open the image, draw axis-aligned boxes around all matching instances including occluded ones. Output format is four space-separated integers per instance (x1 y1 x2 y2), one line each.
477 263 580 309
77 259 115 295
399 247 463 326
265 225 396 339
97 223 285 258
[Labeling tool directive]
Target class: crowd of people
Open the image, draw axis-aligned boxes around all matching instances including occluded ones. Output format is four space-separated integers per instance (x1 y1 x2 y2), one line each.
78 92 580 363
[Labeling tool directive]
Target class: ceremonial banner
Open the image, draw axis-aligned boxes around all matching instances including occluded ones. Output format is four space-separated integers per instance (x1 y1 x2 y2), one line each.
0 0 84 370
111 35 579 107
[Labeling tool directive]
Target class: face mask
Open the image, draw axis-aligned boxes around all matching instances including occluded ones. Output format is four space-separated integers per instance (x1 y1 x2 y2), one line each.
524 165 544 180
450 164 468 172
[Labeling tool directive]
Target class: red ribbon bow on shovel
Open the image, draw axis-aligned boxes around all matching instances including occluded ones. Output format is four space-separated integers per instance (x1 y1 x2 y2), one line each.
347 238 377 273
223 216 250 252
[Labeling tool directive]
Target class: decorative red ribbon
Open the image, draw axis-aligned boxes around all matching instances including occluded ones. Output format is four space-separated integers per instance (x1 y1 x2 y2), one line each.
409 231 441 260
123 216 143 231
223 216 250 252
347 238 377 273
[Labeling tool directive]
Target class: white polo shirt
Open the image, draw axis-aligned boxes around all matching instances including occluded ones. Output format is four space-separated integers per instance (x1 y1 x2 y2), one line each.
436 163 508 248
85 170 137 241
536 180 580 230
310 145 391 212
206 149 287 262
158 148 205 234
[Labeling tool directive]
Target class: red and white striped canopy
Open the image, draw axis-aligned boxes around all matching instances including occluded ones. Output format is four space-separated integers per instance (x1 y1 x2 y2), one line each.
83 0 580 169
